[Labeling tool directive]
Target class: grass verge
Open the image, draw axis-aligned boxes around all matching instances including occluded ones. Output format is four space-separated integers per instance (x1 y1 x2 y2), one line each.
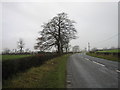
3 54 70 88
86 53 119 62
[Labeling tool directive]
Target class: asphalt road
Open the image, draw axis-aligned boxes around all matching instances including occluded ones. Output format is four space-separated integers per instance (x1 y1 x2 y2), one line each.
67 53 119 88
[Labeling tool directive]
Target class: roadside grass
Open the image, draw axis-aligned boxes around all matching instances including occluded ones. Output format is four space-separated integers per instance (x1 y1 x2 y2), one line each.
0 55 1 61
2 55 32 60
3 54 70 88
86 53 119 62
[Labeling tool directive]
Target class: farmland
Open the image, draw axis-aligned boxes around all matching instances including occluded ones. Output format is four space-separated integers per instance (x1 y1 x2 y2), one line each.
87 49 120 62
97 49 120 53
2 55 32 60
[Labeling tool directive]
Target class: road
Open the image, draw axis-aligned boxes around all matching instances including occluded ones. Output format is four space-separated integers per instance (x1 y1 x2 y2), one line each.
67 53 119 88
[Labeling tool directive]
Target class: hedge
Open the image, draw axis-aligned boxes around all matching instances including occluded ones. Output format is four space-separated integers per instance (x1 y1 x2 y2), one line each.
2 53 60 80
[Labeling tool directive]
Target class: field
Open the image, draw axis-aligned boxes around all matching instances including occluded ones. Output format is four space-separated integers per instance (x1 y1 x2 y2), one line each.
3 54 70 88
86 49 120 62
97 49 120 53
2 55 32 60
87 53 119 62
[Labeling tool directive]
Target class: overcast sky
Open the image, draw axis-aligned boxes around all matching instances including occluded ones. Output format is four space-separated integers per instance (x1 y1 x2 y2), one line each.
1 1 118 51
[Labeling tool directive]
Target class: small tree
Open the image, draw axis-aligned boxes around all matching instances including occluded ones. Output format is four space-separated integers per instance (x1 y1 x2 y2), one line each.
3 48 10 54
17 39 25 53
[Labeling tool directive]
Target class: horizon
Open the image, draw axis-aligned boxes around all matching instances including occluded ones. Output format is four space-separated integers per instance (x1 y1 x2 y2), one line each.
1 1 118 52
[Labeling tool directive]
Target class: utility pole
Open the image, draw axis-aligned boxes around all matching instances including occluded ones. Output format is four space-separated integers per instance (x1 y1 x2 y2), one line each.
85 48 87 52
88 42 90 52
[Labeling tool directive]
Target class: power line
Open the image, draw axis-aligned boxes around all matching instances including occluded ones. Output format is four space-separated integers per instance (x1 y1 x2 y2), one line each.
91 33 119 48
94 33 119 45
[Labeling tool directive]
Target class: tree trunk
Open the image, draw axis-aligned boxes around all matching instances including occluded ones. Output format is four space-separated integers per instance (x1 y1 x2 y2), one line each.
57 43 61 54
58 17 62 54
66 47 68 53
61 45 63 53
20 47 22 53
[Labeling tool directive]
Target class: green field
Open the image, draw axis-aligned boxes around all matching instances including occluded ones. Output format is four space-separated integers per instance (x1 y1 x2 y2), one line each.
97 49 120 53
87 53 119 62
2 55 32 60
3 54 70 88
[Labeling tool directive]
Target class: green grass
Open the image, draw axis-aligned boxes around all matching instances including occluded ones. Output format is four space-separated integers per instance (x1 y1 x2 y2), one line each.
87 53 119 62
97 49 120 53
3 54 70 88
2 55 32 60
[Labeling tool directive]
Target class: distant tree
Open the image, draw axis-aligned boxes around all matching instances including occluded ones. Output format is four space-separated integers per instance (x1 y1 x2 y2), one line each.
14 49 17 53
91 47 98 52
103 47 107 50
12 49 15 53
25 48 30 53
63 43 71 53
110 46 116 49
35 12 77 54
72 46 80 53
3 48 10 54
17 39 25 53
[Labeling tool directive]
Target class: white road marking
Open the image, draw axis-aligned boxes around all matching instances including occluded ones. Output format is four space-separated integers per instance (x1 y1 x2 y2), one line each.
92 61 105 67
116 70 120 73
67 81 71 85
85 58 89 61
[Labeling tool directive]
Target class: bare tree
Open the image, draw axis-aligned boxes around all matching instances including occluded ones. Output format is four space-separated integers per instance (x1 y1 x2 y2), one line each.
103 47 107 50
110 46 116 49
63 42 71 53
25 48 30 53
91 47 98 52
72 46 80 53
35 12 77 54
3 48 10 54
17 39 25 53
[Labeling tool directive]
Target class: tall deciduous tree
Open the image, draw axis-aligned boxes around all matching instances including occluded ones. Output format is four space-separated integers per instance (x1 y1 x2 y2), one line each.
35 12 77 54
